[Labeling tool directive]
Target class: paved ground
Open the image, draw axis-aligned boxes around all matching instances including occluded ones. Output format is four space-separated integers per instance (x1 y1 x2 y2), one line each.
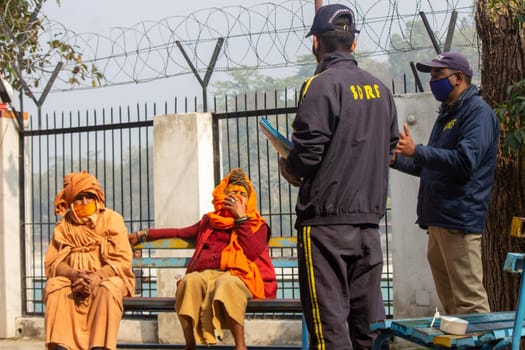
0 338 45 349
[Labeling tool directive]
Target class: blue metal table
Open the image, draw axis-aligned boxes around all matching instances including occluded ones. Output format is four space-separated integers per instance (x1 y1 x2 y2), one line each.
371 253 525 350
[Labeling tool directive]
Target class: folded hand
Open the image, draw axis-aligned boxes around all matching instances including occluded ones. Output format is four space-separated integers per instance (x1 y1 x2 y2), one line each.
71 271 102 298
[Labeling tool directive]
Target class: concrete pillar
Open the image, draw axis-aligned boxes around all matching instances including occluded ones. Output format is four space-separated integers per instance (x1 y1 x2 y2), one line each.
152 113 215 344
0 116 22 337
391 92 441 318
152 113 215 229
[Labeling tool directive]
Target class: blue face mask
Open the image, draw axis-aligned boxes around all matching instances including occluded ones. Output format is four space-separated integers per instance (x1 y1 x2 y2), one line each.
429 75 454 102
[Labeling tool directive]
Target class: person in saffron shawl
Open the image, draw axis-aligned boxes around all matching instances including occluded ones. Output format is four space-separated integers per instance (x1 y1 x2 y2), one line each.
45 171 135 350
129 168 277 350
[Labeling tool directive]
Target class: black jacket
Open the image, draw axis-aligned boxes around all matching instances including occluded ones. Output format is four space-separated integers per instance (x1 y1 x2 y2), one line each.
286 51 399 228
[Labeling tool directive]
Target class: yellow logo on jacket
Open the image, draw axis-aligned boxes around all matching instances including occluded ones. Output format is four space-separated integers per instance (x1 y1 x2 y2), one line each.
350 84 381 100
443 119 457 130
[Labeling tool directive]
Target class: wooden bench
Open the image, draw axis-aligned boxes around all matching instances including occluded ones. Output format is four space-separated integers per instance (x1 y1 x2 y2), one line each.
118 236 308 350
371 252 525 350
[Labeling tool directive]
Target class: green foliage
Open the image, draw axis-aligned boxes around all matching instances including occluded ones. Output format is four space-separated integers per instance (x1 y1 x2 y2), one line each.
0 0 103 94
496 79 525 157
487 0 525 28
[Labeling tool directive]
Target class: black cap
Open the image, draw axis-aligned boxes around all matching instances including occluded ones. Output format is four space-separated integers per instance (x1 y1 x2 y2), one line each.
306 4 360 38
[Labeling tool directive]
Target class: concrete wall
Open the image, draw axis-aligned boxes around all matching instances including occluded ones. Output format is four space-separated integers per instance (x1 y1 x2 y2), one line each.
0 117 22 338
3 93 444 343
390 92 441 318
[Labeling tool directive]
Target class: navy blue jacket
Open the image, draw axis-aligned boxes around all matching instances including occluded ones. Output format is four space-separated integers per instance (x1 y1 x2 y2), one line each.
285 51 399 228
392 85 499 233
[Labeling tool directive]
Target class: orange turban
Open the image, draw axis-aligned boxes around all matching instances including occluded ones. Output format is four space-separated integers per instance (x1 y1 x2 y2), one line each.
208 168 264 233
54 171 105 217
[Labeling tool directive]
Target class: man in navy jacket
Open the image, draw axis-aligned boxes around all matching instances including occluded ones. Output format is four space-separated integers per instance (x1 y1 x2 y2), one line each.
392 51 499 315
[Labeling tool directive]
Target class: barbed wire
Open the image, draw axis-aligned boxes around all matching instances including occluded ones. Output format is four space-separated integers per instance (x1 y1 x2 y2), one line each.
36 0 477 93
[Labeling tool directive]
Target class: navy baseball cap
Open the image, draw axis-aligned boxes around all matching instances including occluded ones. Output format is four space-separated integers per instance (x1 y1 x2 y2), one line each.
306 4 360 38
416 51 473 77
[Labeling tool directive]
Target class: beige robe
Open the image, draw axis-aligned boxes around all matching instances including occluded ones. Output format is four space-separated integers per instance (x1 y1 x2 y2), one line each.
44 209 135 350
176 270 252 344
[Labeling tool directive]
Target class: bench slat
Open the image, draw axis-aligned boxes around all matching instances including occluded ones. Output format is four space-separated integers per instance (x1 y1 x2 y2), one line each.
133 256 298 269
504 253 525 274
124 297 302 313
132 257 191 269
134 238 194 249
134 236 297 250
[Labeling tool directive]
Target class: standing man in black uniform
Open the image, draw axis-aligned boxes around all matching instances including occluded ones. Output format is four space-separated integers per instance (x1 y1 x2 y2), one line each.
279 4 399 349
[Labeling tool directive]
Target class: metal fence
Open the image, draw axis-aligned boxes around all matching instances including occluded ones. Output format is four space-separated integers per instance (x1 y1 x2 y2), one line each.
20 91 393 318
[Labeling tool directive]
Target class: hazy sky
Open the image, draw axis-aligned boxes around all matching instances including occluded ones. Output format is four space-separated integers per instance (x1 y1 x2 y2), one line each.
43 1 264 32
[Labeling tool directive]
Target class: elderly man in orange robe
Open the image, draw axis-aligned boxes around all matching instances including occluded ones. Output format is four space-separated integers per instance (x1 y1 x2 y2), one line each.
44 171 135 350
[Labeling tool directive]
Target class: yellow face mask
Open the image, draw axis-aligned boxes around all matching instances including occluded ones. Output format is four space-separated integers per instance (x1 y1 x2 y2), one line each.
73 201 97 218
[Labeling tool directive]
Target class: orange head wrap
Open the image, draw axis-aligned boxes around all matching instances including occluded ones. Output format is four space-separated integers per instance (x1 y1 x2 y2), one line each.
54 171 105 217
207 168 264 232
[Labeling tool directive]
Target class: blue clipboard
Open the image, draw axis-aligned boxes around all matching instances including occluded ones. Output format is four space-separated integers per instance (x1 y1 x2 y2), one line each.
259 117 293 159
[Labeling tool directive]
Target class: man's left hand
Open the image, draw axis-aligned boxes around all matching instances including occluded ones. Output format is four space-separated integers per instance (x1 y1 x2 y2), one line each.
279 158 301 187
395 123 416 157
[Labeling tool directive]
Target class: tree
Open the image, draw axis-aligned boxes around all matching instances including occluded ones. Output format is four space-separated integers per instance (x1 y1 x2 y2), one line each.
0 0 102 111
476 0 525 312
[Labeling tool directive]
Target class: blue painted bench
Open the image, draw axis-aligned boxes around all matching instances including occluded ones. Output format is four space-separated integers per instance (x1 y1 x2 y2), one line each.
371 252 525 350
119 237 308 350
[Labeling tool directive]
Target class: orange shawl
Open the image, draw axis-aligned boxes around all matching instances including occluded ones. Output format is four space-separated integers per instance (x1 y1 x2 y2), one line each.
46 171 134 295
